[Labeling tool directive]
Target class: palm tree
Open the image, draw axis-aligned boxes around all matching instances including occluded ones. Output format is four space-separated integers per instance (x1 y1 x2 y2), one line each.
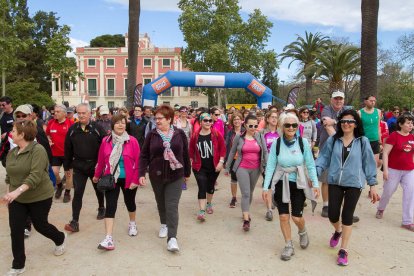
313 43 360 93
127 0 140 109
280 31 329 104
360 0 379 104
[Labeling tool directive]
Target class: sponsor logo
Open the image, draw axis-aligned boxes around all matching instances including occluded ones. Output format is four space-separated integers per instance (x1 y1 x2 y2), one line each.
403 142 413 153
152 77 172 95
248 80 265 96
195 75 225 87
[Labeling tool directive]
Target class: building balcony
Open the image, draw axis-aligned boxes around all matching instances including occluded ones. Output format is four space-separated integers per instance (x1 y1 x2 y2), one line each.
105 90 126 97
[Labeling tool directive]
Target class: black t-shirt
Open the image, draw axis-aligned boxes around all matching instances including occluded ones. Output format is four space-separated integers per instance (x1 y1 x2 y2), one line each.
197 133 214 171
0 111 14 134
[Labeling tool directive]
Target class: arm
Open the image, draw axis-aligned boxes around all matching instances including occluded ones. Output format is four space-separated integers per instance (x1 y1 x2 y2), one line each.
381 143 393 180
361 137 377 185
263 141 278 191
23 146 49 190
181 131 191 178
225 134 239 171
63 127 74 171
93 140 106 179
311 120 317 145
188 133 196 162
315 137 334 176
132 137 140 184
139 133 151 178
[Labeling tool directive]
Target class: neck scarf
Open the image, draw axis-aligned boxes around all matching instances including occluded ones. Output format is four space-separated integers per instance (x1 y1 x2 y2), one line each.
156 125 183 170
109 131 130 182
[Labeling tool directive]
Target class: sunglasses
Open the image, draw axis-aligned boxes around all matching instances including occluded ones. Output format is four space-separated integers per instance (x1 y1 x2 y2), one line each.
213 113 220 116
16 114 28 119
247 124 258 129
203 119 213 123
340 119 356 124
302 111 309 114
284 123 298 128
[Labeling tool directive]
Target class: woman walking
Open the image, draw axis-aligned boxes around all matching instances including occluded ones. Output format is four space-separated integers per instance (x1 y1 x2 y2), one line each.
263 113 319 261
376 114 414 231
226 114 268 231
316 109 379 266
2 121 66 275
139 105 191 252
299 106 317 150
189 113 226 221
93 114 141 250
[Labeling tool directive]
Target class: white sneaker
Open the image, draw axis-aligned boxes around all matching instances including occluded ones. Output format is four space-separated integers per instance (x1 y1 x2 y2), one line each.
54 232 67 256
5 267 25 276
158 224 168 238
128 222 138 236
98 235 115 250
167 237 179 252
24 229 31 238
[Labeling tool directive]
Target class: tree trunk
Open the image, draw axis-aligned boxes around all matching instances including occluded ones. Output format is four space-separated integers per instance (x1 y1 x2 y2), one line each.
305 75 312 104
127 0 140 109
360 0 379 104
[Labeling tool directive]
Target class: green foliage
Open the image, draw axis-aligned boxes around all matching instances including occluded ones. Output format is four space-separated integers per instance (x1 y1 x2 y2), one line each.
226 89 256 104
6 81 55 107
90 34 125 47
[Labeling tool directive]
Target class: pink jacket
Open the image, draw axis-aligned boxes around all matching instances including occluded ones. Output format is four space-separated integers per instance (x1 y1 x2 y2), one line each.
212 119 225 137
94 135 140 188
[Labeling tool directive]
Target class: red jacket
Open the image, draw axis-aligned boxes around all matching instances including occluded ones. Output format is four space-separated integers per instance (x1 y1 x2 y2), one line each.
94 135 140 188
189 128 226 172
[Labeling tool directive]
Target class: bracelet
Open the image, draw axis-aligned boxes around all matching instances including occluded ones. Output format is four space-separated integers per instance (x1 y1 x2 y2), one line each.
219 160 224 163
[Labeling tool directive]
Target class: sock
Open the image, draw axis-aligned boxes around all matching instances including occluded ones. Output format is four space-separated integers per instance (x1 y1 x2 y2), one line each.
323 201 329 207
64 189 70 193
299 227 306 234
129 221 136 225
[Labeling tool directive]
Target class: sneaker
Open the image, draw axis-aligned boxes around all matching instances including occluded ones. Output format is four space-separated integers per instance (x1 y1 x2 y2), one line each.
353 215 360 223
242 220 250 231
229 197 237 208
181 183 187 190
303 201 308 207
159 224 168 238
330 231 342 248
128 222 138 236
265 210 273 221
167 237 179 252
298 229 309 249
63 191 71 203
24 229 31 238
197 210 206 222
321 206 328 218
54 232 67 256
64 220 79 233
206 203 213 214
97 207 106 220
337 249 349 266
54 184 63 199
401 224 414 232
5 268 26 276
375 210 384 219
280 241 295 261
98 235 115 250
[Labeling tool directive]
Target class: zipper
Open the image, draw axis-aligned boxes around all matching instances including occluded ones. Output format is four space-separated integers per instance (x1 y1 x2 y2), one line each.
338 138 356 185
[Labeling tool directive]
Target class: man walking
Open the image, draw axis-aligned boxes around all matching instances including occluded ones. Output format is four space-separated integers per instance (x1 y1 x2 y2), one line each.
63 103 107 233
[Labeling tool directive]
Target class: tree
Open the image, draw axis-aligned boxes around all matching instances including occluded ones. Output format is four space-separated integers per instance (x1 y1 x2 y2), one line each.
397 32 414 67
261 50 279 102
6 81 55 107
127 0 140 110
280 32 330 104
360 0 379 104
178 0 275 106
90 34 125 47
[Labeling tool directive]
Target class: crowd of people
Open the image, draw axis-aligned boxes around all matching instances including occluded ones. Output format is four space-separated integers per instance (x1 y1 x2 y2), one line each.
0 91 413 274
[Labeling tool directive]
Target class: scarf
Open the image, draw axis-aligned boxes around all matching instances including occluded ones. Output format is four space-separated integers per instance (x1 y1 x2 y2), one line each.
156 126 183 170
109 131 130 182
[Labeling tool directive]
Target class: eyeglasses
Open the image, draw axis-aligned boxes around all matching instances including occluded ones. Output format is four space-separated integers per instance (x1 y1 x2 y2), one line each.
213 113 220 116
302 111 309 114
394 111 400 114
134 109 142 112
340 119 356 124
284 123 298 129
203 119 213 123
247 124 258 129
16 114 28 119
155 117 165 121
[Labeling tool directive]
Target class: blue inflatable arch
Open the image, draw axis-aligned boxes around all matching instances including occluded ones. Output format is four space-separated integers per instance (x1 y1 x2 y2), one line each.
142 70 284 108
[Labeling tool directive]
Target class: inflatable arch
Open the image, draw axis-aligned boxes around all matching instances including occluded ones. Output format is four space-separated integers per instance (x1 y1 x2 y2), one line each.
142 70 284 108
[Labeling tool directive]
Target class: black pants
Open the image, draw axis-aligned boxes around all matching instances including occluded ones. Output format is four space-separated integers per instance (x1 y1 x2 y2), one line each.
72 168 104 222
274 180 306 217
104 178 137 218
328 184 361 226
151 177 182 239
193 169 219 199
8 198 64 269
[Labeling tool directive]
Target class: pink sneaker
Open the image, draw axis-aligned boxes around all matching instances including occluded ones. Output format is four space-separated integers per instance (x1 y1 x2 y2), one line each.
337 249 348 266
401 224 414 232
197 210 206 222
330 231 342 248
206 203 213 214
375 210 384 219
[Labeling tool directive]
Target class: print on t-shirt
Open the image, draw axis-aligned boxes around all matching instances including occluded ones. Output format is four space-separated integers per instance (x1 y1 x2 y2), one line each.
197 133 214 171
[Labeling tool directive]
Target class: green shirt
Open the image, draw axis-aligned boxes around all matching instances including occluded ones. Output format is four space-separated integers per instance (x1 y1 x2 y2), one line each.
360 108 380 142
5 141 54 203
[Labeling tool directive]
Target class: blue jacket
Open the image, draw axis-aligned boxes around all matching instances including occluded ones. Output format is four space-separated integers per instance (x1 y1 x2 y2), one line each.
315 136 377 188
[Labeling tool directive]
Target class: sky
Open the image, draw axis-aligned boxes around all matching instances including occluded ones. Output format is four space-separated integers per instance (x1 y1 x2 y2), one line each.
27 0 414 82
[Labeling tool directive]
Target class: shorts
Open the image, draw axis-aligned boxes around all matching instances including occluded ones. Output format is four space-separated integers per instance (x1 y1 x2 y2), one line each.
51 156 65 167
318 169 328 183
369 141 380 155
274 180 306 217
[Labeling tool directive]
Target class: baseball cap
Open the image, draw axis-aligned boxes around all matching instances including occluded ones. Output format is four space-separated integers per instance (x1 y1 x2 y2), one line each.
285 104 295 110
331 90 345 98
67 107 74 113
100 106 109 115
14 105 32 117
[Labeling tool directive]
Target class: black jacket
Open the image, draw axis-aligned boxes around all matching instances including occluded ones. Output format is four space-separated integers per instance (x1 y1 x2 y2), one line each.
127 116 148 148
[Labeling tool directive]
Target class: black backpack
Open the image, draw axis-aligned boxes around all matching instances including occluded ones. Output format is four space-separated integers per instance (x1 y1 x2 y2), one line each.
275 136 304 156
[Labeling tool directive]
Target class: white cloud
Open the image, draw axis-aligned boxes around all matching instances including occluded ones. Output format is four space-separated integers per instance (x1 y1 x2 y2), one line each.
67 37 89 57
106 0 414 32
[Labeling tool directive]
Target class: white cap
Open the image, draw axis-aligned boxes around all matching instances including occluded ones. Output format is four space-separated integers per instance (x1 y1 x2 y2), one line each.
100 106 109 115
286 103 295 110
14 105 32 116
331 90 345 98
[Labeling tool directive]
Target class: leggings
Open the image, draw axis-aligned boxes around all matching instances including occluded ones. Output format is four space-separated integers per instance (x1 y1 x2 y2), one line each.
236 167 261 212
328 184 361 226
104 178 137 218
193 169 220 199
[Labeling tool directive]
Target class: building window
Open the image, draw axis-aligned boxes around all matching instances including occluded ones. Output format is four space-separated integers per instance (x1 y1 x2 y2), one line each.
107 79 115 96
143 58 152 67
87 79 97 96
143 78 152 85
163 101 170 106
88 59 96 67
106 58 115 67
191 101 199 108
108 101 115 108
163 88 172 97
89 101 96 109
125 58 128 67
162 58 171 67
